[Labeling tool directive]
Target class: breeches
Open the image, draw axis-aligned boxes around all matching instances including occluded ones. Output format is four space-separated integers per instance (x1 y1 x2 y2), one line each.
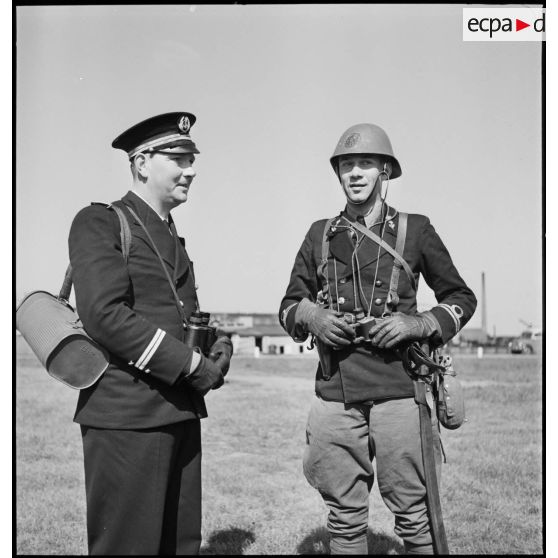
303 394 441 548
80 420 202 555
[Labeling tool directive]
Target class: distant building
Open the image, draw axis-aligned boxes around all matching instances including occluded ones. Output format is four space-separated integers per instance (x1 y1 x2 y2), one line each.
210 312 314 356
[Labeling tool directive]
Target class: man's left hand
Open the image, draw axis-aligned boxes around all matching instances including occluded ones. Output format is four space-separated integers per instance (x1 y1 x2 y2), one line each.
367 312 438 349
208 336 233 376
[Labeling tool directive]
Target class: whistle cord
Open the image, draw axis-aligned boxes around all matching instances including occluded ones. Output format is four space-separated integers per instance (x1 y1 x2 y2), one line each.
353 248 370 312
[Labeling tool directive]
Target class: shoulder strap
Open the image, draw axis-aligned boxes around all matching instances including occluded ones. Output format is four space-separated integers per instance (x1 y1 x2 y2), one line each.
58 203 132 302
384 212 408 314
109 201 132 262
341 215 416 292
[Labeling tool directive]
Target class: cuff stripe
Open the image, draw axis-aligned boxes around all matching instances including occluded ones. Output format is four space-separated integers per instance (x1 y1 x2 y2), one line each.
281 302 298 329
136 329 166 370
437 304 461 333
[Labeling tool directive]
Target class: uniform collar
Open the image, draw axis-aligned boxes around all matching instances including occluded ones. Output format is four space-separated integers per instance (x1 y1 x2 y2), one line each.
336 205 399 237
123 190 175 232
130 189 170 223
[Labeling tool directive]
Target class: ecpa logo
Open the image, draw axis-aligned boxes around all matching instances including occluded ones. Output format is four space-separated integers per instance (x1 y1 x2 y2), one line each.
463 8 545 42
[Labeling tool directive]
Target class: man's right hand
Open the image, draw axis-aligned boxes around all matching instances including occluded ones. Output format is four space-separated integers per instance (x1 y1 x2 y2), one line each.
295 298 356 348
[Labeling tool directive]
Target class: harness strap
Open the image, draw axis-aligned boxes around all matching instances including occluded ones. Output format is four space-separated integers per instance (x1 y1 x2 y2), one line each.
59 203 132 302
384 212 408 314
317 217 337 306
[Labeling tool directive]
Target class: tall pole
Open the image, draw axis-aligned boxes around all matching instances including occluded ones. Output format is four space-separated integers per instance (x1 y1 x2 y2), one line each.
481 271 487 336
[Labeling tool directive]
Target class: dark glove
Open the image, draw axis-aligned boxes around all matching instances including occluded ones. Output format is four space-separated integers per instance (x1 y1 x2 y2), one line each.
295 298 355 349
176 352 224 395
208 335 233 376
367 311 439 349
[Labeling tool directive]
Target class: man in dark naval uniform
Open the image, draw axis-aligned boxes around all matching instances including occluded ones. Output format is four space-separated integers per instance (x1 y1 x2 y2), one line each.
69 112 233 555
279 123 476 554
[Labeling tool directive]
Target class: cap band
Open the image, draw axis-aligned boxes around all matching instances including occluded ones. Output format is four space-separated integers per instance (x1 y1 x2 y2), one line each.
128 133 193 159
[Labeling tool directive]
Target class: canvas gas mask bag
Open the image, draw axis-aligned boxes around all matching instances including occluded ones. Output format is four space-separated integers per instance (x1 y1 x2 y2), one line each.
16 203 131 389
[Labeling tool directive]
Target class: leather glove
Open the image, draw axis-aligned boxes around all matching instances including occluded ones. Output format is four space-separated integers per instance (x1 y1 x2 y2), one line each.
176 352 224 395
208 335 233 376
367 311 439 349
295 298 356 349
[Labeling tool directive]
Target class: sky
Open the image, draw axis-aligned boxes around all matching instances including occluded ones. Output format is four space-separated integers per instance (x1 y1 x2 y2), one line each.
15 4 543 337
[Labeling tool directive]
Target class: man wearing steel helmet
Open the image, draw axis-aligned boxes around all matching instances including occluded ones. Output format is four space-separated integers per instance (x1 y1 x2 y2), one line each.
279 123 476 554
68 112 233 555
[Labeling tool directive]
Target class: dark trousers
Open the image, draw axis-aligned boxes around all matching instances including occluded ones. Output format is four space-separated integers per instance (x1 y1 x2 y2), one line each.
80 420 202 555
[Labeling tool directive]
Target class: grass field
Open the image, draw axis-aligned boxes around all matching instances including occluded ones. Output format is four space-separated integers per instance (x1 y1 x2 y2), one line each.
16 336 543 555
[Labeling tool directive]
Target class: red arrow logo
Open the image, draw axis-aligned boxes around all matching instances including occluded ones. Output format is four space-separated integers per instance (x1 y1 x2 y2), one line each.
516 18 530 31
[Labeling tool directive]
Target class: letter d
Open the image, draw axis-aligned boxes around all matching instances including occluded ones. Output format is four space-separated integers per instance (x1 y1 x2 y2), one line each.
534 14 545 32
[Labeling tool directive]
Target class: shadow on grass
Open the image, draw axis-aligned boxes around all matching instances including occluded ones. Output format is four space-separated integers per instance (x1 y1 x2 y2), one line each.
200 527 256 555
297 526 404 555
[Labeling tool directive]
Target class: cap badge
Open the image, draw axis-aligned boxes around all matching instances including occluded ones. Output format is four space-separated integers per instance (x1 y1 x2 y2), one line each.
344 132 360 148
177 115 191 134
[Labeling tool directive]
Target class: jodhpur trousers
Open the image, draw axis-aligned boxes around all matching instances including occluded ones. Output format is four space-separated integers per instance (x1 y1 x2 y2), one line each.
303 394 442 554
80 420 202 555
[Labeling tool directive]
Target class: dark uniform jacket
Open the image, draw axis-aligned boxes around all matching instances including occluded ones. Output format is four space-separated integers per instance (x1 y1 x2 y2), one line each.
279 206 477 404
69 190 206 429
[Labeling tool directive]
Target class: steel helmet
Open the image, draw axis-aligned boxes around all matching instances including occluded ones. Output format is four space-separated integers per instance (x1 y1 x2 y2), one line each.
330 123 402 179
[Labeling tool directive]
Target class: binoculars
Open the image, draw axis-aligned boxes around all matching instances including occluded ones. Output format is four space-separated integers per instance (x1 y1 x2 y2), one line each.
183 311 217 357
342 311 377 344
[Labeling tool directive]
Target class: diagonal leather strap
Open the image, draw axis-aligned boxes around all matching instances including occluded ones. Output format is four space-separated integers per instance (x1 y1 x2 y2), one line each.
339 215 416 291
123 204 196 323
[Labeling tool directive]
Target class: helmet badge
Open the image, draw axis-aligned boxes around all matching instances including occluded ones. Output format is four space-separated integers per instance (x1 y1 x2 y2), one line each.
344 132 360 148
177 115 191 134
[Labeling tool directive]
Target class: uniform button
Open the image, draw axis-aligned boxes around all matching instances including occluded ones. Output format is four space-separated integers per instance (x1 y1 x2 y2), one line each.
375 280 383 287
338 297 346 304
339 277 347 284
374 298 383 306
